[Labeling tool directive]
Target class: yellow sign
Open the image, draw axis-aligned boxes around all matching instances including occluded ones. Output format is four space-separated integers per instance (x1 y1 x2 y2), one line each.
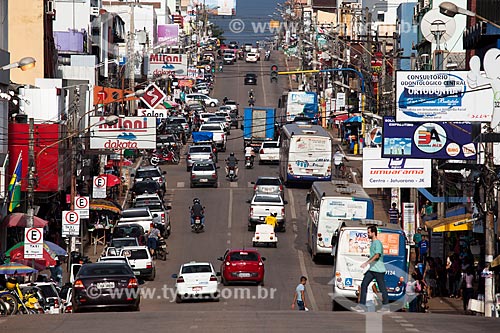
270 20 280 29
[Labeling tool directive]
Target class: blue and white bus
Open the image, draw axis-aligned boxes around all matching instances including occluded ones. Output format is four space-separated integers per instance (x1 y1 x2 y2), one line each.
279 124 332 185
330 219 408 311
306 181 374 262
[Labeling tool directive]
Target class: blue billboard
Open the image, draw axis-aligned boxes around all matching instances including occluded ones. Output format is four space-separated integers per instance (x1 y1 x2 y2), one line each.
382 117 477 160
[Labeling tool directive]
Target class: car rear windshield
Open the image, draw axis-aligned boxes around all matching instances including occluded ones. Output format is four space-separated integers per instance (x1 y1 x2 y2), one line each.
113 226 144 238
168 118 186 124
254 195 281 203
132 182 160 194
39 285 58 298
262 142 279 148
123 249 149 260
135 202 163 211
190 146 212 153
229 252 259 261
182 265 212 274
209 117 225 122
256 178 280 186
111 239 138 247
193 163 215 171
79 264 132 276
122 210 150 218
136 170 161 178
200 125 221 131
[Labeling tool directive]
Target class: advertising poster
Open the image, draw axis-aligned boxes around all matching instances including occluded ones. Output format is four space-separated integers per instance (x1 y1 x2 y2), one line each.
146 53 188 77
157 24 179 46
348 231 370 255
90 117 156 149
362 147 432 188
324 200 369 219
382 116 477 160
395 71 493 122
379 233 400 256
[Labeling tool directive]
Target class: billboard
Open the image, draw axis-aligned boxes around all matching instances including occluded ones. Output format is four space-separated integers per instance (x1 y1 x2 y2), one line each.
395 71 494 122
193 0 236 16
362 147 432 188
146 53 188 78
382 116 477 160
157 24 179 47
90 117 156 149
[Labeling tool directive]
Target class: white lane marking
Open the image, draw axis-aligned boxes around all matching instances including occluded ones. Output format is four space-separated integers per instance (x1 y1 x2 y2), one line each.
405 329 420 332
390 316 404 318
227 189 233 229
288 188 297 220
227 239 231 245
400 324 415 327
177 182 184 188
260 54 268 106
289 188 318 311
395 319 408 323
230 182 238 187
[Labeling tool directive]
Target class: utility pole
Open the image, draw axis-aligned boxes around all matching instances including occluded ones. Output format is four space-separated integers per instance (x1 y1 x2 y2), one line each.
484 138 496 317
27 118 35 229
128 0 136 115
69 90 80 254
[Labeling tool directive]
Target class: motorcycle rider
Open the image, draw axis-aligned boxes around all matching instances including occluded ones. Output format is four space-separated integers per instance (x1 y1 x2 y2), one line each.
223 96 229 105
190 198 205 227
245 144 256 165
248 96 255 107
225 152 239 178
248 89 254 99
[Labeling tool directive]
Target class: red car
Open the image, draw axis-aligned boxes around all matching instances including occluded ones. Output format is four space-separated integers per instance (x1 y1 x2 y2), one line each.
218 249 266 286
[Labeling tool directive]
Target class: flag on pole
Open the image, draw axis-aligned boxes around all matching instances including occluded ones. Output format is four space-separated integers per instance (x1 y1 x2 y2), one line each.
8 151 22 212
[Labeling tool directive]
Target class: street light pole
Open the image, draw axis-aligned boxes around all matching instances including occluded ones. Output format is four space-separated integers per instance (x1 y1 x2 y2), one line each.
26 118 35 229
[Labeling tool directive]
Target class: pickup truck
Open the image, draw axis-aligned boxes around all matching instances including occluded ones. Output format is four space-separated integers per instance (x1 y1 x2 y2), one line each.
246 193 288 232
199 123 227 152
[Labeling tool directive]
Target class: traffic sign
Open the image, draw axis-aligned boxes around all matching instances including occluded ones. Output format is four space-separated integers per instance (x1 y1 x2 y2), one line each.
93 176 107 199
74 196 90 219
24 227 43 259
62 210 80 236
140 83 167 109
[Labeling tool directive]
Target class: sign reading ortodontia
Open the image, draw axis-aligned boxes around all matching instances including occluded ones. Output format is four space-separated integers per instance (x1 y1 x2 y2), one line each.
395 71 494 122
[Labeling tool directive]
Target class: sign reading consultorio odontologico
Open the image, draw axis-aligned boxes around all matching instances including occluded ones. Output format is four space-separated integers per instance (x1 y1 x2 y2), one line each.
395 71 494 122
382 116 477 160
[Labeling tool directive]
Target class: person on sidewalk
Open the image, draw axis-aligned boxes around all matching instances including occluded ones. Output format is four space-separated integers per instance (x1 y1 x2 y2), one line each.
418 235 429 265
388 202 401 225
462 266 475 313
291 276 308 311
405 272 420 312
351 225 390 313
413 228 423 262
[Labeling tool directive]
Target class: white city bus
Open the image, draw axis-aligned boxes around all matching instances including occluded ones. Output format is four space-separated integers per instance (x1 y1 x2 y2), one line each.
279 124 332 185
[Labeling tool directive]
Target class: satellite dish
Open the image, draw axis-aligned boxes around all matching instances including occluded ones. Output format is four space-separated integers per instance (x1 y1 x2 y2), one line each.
420 8 456 45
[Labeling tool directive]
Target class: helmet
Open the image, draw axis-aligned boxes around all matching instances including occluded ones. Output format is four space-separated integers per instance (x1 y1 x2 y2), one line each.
193 198 201 204
230 152 235 156
6 277 17 290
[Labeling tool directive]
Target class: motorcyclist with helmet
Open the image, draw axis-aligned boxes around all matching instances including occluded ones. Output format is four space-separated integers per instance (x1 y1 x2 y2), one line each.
225 152 239 178
223 96 229 105
190 198 205 227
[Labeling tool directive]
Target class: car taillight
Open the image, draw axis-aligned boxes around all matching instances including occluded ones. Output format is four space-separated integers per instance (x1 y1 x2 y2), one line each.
279 185 283 191
213 148 216 153
260 149 264 154
177 276 185 283
281 207 285 216
253 185 257 191
146 262 153 269
259 262 263 266
191 174 196 179
212 173 217 178
161 213 165 222
127 278 139 288
158 178 163 183
210 275 218 281
187 154 191 159
221 134 225 139
54 299 60 308
74 280 85 289
65 306 72 313
250 208 253 217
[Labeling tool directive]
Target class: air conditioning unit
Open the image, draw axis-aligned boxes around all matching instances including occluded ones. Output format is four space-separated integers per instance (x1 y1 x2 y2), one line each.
46 0 55 15
90 7 100 16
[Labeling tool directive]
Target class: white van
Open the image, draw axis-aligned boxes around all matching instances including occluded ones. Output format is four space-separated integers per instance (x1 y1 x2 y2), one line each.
306 181 374 262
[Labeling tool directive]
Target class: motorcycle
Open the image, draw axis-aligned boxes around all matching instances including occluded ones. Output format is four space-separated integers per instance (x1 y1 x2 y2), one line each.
155 238 168 261
264 51 271 61
191 216 204 233
152 148 180 165
248 98 255 107
227 166 237 182
245 155 254 169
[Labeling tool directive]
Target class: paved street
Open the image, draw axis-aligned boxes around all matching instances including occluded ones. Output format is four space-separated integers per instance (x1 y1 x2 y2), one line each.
2 52 494 331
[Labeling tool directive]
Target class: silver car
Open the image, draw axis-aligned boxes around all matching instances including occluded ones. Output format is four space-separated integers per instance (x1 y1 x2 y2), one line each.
251 176 284 199
186 145 215 171
190 160 219 188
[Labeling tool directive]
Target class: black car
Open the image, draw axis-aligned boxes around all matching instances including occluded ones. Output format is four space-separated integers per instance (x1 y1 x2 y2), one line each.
72 263 141 312
229 113 239 129
112 224 146 246
244 73 257 85
130 180 163 200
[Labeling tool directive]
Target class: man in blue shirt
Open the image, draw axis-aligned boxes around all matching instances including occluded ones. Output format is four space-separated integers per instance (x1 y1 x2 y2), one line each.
351 225 390 313
388 202 400 225
418 235 429 265
291 276 308 311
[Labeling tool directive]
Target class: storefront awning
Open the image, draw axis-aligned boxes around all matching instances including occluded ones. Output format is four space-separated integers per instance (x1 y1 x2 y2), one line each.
425 214 475 232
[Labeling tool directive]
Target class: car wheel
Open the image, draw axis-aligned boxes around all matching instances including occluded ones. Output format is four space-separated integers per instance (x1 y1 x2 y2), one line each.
190 182 194 188
259 279 264 287
131 304 140 312
222 277 229 286
273 242 277 248
248 225 253 232
252 242 257 247
210 102 216 107
213 182 218 188
149 269 156 281
175 295 182 303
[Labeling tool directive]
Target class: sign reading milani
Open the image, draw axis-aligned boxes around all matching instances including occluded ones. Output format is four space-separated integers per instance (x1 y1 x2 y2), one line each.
89 117 156 149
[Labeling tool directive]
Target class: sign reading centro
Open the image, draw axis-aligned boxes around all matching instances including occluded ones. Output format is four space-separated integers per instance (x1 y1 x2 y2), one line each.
89 116 156 149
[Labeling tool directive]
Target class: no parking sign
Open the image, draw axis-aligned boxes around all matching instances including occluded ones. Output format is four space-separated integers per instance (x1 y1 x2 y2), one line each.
62 210 80 236
93 176 107 198
24 227 43 259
